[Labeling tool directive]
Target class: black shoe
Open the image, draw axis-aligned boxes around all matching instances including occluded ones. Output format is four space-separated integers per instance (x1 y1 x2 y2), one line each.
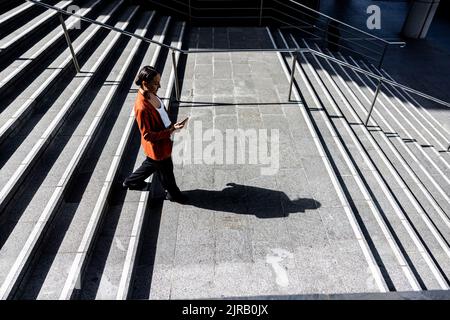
122 180 149 191
165 192 188 204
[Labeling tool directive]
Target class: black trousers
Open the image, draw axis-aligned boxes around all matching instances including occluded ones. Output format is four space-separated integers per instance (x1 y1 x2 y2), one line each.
125 156 181 196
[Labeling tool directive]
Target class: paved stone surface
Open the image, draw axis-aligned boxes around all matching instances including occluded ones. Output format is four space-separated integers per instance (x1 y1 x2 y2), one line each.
146 27 382 299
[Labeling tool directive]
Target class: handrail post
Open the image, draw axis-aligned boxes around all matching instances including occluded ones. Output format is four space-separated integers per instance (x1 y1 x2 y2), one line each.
378 43 388 70
58 13 80 73
288 51 298 101
172 49 180 101
259 0 264 26
365 78 383 126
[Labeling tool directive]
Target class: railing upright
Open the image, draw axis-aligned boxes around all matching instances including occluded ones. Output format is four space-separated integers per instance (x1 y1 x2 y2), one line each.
172 49 180 100
365 79 383 126
288 51 298 101
58 13 80 73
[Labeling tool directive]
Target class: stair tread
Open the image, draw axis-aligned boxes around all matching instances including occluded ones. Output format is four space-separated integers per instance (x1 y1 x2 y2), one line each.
24 15 174 300
291 39 425 290
0 5 140 300
0 0 72 50
363 61 450 153
0 1 35 25
323 52 450 240
0 0 124 145
341 54 450 176
81 19 184 300
0 0 102 91
299 39 449 289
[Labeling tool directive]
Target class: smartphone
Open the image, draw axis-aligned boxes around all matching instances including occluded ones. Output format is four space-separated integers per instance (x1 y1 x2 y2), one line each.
179 117 189 125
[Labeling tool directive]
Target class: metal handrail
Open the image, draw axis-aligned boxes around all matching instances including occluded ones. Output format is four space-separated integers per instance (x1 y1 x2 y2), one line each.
147 0 403 47
145 0 406 68
27 0 182 52
286 0 404 46
167 0 189 7
143 0 188 17
270 16 380 63
272 0 386 48
186 0 407 50
155 0 403 52
268 0 405 68
269 7 385 56
304 48 450 108
23 0 450 119
186 11 390 68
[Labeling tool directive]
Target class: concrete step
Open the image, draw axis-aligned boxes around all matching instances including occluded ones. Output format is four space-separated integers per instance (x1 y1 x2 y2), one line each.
128 26 198 299
364 61 450 174
283 31 445 292
317 49 450 232
0 0 104 99
0 5 141 300
282 31 428 292
16 15 176 300
0 0 126 215
0 0 73 61
58 15 179 301
0 0 125 146
0 0 23 15
77 20 186 300
296 36 450 291
0 0 56 38
314 47 450 206
355 59 450 211
14 10 159 301
372 64 450 154
359 61 450 155
337 53 450 179
319 50 450 246
296 39 450 289
349 57 450 189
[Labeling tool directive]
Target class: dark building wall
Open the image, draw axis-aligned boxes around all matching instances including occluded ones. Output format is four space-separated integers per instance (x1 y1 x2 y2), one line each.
436 0 449 18
134 0 321 25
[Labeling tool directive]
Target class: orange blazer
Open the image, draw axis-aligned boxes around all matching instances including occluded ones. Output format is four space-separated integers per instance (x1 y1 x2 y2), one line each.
134 91 173 160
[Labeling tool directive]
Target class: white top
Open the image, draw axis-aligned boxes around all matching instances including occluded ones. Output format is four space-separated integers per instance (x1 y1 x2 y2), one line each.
155 96 171 128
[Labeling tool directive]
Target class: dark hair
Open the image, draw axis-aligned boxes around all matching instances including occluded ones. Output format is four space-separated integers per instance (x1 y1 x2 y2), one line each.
135 65 160 87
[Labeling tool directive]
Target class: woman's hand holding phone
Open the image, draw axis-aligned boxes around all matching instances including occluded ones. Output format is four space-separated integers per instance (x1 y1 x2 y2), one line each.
173 117 189 130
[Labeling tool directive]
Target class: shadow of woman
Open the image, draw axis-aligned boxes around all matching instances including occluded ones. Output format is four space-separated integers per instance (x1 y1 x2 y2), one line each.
181 183 321 218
